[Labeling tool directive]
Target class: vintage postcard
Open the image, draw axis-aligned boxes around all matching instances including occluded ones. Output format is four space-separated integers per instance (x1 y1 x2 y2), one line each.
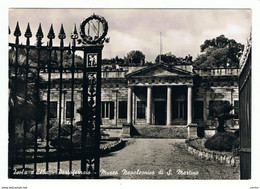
2 5 258 189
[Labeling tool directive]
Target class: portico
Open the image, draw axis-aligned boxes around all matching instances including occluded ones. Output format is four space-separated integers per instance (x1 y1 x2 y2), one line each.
126 85 193 126
126 63 195 126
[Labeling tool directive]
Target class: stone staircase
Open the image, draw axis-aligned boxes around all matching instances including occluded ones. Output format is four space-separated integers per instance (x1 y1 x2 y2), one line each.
131 125 193 139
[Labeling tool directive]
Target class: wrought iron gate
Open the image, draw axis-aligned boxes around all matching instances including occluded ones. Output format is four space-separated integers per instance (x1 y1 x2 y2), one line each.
8 14 108 178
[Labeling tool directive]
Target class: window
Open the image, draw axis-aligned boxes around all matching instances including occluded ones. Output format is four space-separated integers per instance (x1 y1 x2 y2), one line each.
119 101 127 118
101 101 114 120
137 101 146 119
50 101 57 118
234 100 239 119
66 101 74 118
194 101 204 119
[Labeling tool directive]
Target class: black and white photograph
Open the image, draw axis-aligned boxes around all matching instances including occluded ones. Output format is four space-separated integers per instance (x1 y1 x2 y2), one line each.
1 2 260 188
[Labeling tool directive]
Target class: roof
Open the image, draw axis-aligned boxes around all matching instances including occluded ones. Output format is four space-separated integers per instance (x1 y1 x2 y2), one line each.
126 63 195 78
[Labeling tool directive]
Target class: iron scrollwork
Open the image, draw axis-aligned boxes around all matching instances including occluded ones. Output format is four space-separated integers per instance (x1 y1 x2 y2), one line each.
87 73 97 131
86 73 97 176
79 14 109 45
87 54 98 67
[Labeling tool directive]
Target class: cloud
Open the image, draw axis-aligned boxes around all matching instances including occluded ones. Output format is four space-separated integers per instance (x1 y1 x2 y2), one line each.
9 8 251 62
103 30 147 59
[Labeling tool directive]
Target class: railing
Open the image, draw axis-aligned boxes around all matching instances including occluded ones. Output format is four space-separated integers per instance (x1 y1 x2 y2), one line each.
40 70 127 79
194 68 240 76
101 70 127 78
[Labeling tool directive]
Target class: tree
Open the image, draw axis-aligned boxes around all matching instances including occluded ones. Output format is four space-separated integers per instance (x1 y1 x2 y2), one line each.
209 101 236 132
102 56 124 64
155 52 178 63
124 50 145 65
9 49 46 140
155 52 193 64
27 49 83 68
194 35 244 69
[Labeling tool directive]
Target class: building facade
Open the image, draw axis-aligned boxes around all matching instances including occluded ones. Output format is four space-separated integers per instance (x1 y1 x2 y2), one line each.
40 60 239 130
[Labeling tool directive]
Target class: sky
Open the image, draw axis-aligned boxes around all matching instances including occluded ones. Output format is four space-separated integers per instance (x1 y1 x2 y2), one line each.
9 9 251 62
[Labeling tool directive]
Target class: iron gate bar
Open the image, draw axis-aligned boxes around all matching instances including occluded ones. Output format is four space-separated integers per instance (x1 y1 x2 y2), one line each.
15 22 21 175
81 49 88 178
22 23 32 171
69 24 78 173
7 62 95 71
9 22 21 178
57 24 66 176
8 28 12 178
8 42 111 51
46 23 55 177
8 43 108 52
94 46 102 178
46 24 52 175
34 23 44 177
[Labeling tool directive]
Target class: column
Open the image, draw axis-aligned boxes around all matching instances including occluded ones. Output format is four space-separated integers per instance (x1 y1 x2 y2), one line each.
127 87 132 124
132 90 136 125
187 86 193 125
147 86 152 125
166 86 172 125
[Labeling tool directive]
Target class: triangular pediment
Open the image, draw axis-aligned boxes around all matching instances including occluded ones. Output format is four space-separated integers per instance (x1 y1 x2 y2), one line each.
126 63 194 78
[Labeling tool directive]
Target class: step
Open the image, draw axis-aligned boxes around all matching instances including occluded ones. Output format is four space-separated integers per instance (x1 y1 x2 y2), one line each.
131 125 192 139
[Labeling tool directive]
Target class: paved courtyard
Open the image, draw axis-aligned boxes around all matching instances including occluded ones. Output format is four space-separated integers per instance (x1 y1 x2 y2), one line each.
99 138 240 179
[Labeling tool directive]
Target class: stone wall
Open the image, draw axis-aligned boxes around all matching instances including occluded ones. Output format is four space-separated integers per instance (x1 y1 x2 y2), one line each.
186 141 239 167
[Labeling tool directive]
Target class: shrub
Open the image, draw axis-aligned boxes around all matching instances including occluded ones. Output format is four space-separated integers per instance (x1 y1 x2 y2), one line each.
49 124 79 141
50 136 73 149
49 124 113 149
49 124 79 148
71 130 97 148
29 124 43 138
204 131 239 152
187 138 206 151
72 130 82 147
15 132 35 149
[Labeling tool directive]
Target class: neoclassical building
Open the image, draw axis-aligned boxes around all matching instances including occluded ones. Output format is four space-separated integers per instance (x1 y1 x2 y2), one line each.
40 59 239 134
102 62 239 129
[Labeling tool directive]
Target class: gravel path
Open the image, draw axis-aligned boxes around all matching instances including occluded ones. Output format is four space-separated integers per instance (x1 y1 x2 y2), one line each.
99 138 240 179
18 138 239 179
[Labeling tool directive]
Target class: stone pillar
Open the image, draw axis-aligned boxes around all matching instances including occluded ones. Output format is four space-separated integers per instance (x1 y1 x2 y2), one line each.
187 86 193 138
132 90 135 125
123 87 133 138
166 86 172 125
127 87 133 124
147 86 152 125
187 86 193 125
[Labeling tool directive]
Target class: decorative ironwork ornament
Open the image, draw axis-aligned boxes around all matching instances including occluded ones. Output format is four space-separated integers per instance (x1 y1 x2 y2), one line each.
79 14 109 45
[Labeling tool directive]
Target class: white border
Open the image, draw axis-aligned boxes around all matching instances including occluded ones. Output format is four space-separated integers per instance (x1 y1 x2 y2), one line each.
1 0 260 189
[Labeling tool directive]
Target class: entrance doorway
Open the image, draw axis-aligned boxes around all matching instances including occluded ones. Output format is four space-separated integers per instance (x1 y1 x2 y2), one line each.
154 101 166 125
173 101 187 125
